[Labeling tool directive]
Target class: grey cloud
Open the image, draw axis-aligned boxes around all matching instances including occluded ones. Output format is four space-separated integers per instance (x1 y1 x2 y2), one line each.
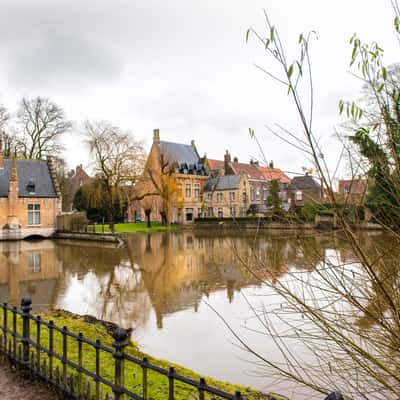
4 31 122 90
140 88 263 136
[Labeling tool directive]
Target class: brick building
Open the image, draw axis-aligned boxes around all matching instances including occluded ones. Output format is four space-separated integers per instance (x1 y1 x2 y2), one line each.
288 174 322 206
63 164 92 212
203 174 250 218
206 151 290 207
0 153 62 240
337 178 368 205
131 129 208 224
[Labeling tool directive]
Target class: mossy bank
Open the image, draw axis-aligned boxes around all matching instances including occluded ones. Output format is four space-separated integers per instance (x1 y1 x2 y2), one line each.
37 310 287 400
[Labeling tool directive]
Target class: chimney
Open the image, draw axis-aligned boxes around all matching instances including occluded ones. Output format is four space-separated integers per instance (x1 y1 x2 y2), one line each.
10 157 17 183
224 150 231 172
153 129 160 144
7 157 19 230
191 140 195 147
250 159 254 165
269 160 274 169
254 160 259 166
224 150 231 163
233 156 238 163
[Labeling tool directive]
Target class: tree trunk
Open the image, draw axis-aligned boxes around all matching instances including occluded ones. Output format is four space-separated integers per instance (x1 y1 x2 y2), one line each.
108 207 115 233
145 209 151 228
160 212 167 226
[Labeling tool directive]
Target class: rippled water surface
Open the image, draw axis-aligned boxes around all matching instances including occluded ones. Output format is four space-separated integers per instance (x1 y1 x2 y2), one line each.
0 230 388 399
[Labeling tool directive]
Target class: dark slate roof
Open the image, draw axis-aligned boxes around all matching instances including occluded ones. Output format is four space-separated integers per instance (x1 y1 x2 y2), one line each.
204 175 241 192
0 159 57 198
289 175 321 190
160 141 200 166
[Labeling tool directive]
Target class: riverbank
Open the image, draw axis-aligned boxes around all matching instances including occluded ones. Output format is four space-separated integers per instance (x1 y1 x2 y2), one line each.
193 217 384 231
36 310 286 400
94 222 181 234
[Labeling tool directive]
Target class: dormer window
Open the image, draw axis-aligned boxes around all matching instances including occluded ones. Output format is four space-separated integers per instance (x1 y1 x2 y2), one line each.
27 179 35 194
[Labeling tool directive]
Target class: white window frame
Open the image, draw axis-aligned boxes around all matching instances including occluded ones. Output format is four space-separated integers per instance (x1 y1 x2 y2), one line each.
194 183 200 200
28 204 41 225
185 183 191 199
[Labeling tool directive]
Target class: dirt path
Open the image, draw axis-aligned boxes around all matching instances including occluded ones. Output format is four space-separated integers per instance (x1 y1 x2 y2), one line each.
0 360 60 400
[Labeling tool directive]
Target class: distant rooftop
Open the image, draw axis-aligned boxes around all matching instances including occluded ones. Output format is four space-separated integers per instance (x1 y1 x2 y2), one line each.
289 175 321 190
204 175 242 191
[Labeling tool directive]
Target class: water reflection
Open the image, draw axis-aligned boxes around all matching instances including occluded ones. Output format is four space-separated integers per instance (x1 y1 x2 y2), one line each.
0 240 62 312
0 230 392 397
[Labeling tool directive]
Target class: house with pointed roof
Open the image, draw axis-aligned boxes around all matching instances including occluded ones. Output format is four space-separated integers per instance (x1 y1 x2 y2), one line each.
130 129 209 224
203 174 250 218
337 178 368 205
0 147 62 240
288 174 322 206
205 150 290 208
63 164 92 212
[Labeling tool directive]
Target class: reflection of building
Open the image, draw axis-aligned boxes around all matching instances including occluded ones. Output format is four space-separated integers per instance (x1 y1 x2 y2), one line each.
0 151 62 240
0 240 62 311
127 232 322 329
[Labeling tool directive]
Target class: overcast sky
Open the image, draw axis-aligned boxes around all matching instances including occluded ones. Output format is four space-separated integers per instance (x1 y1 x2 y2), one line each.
0 0 397 177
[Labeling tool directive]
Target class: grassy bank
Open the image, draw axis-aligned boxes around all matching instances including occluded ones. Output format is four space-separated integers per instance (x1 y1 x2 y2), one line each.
94 222 180 234
16 310 286 400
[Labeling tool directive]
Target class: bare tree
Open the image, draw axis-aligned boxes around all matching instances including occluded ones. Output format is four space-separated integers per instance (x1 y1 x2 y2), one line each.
214 2 400 399
84 120 146 232
16 97 72 159
0 105 9 131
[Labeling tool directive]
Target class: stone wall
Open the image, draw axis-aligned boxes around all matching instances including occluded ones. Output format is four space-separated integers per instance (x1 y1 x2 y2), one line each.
0 197 61 229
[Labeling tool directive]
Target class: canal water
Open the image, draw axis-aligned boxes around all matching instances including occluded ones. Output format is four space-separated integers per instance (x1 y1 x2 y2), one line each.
0 230 389 399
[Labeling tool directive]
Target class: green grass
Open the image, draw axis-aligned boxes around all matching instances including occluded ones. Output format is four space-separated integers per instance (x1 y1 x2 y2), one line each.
6 310 285 400
94 222 180 234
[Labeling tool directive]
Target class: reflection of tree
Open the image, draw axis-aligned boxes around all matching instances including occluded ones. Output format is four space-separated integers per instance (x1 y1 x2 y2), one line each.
125 231 329 329
349 234 400 355
54 241 152 329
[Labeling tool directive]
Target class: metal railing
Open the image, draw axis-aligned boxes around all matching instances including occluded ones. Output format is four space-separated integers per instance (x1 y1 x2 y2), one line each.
0 298 343 400
0 298 247 400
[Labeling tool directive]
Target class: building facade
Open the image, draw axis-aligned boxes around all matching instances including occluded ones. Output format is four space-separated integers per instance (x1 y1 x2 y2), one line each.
202 174 250 218
63 164 92 212
0 155 62 240
337 178 368 205
288 175 322 207
131 129 208 225
205 151 290 208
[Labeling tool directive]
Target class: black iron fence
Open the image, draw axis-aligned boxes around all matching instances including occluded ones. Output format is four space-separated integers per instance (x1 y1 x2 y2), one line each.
0 298 248 400
0 298 343 400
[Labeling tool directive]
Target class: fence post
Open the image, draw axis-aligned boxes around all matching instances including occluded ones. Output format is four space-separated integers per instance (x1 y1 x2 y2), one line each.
112 327 129 400
21 297 32 367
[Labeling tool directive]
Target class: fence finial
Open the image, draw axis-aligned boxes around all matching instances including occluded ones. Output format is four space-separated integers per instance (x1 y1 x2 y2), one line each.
21 297 32 309
112 327 129 345
325 392 343 400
